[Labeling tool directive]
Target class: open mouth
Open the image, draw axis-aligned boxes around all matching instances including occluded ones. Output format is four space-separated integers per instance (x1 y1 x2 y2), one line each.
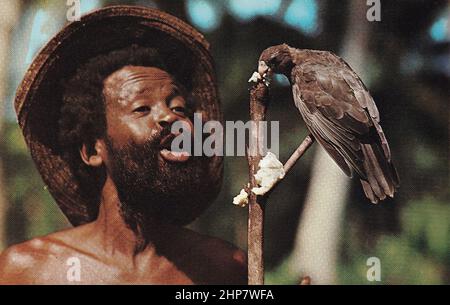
159 133 190 162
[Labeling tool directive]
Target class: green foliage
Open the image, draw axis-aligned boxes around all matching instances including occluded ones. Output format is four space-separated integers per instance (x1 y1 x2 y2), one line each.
1 123 69 246
339 197 450 284
265 258 299 285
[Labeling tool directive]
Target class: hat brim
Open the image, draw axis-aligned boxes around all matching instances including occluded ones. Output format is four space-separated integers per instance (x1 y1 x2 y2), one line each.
15 6 223 226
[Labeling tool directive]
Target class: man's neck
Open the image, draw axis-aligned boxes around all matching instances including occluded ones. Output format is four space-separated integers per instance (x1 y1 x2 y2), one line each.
92 176 176 258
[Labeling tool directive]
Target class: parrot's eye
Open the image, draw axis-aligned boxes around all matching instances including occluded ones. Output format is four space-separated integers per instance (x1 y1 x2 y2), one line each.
268 57 279 67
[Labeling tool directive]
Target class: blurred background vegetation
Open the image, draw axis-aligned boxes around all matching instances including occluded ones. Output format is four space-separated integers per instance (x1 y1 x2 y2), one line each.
0 0 448 284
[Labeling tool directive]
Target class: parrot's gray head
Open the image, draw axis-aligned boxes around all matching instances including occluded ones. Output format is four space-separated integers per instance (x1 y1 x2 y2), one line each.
258 44 293 76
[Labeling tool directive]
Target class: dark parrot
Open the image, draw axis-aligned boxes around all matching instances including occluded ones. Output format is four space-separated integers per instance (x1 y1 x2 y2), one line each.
254 44 399 203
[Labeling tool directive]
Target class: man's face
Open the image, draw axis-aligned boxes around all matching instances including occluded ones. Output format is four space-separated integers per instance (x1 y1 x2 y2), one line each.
101 66 213 231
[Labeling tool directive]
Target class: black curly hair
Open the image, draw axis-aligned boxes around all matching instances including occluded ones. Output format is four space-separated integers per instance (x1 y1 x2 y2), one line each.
58 45 166 204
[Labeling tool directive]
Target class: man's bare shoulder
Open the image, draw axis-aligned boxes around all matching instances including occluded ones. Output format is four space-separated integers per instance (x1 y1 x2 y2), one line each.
181 228 247 284
0 225 90 284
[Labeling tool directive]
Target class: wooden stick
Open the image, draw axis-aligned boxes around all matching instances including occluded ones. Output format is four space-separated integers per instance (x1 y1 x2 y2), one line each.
243 135 315 198
283 135 315 173
264 135 315 198
300 276 312 285
247 78 315 284
247 81 269 285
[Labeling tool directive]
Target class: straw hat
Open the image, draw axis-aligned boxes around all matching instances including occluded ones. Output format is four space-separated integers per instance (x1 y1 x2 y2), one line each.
14 6 223 226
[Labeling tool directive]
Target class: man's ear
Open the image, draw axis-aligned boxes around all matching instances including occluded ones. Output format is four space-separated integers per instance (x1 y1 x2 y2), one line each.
80 140 107 167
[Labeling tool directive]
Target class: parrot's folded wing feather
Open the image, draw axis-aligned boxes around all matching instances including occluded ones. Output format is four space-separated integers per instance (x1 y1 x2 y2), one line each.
291 53 384 180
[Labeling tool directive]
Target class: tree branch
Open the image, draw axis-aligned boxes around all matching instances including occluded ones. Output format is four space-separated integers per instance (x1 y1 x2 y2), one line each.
244 135 315 199
247 81 269 285
283 135 315 173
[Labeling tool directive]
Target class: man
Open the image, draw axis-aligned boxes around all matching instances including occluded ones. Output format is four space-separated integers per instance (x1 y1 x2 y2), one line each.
0 6 246 284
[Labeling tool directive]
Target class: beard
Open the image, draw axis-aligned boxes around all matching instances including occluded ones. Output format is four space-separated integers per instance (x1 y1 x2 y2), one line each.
104 126 217 240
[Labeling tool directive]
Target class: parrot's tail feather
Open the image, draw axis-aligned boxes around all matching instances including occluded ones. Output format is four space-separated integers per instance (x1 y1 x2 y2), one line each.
360 143 399 203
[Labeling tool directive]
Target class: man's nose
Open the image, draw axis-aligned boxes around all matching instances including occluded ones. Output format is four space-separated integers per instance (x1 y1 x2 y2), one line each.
154 102 178 129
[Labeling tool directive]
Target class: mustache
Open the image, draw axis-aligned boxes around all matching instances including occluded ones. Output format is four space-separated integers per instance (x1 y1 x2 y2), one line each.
107 124 173 153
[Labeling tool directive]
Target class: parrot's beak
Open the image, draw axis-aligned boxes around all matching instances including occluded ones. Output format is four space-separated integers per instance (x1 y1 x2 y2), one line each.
258 61 270 76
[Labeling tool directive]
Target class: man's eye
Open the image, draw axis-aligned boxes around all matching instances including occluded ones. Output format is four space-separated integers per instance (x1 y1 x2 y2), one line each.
171 106 186 115
133 106 150 113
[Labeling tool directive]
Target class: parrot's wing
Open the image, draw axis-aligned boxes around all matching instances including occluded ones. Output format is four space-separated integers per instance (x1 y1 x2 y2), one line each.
291 54 388 179
335 56 392 161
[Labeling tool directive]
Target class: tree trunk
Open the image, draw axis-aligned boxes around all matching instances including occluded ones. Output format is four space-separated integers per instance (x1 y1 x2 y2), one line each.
289 0 371 284
0 0 22 251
